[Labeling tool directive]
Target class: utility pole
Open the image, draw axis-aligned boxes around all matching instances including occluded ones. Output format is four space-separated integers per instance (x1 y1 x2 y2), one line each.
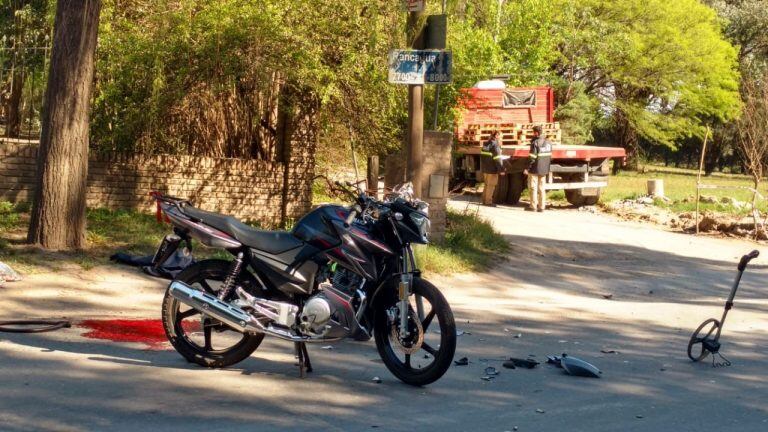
406 4 425 198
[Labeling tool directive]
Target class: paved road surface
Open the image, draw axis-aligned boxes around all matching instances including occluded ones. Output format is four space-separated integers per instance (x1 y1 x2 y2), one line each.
1 198 767 431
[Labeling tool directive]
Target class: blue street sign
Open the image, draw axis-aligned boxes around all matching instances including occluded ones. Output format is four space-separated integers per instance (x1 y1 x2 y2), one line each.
388 50 453 85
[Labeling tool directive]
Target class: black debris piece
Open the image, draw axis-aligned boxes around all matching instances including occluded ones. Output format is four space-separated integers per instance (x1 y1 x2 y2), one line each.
504 358 539 369
453 357 469 366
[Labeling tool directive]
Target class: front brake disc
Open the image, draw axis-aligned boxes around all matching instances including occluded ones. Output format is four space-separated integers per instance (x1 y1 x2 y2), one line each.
389 307 424 355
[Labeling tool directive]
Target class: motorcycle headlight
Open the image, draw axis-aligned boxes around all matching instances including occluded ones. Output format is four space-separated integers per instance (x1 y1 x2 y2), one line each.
410 212 431 242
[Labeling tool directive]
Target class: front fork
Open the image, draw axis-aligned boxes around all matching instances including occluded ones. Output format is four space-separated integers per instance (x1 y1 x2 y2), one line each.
398 245 419 338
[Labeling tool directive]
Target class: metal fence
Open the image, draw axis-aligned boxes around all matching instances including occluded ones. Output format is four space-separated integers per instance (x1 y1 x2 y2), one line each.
1 46 51 139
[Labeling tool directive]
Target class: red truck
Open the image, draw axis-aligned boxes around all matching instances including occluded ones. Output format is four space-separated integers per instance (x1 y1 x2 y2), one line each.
454 82 626 206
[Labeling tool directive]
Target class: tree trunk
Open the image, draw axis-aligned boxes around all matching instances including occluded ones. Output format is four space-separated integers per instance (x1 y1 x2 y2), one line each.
5 69 24 138
703 146 720 176
27 0 101 250
613 105 639 173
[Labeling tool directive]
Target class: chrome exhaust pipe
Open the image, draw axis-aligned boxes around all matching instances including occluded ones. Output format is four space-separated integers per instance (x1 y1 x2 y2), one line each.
168 281 341 343
169 281 261 334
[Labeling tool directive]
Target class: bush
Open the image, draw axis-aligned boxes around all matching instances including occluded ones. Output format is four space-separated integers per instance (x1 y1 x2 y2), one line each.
416 210 509 275
0 201 22 230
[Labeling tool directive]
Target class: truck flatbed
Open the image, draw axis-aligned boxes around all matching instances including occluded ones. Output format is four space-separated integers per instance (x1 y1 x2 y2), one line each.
457 144 626 160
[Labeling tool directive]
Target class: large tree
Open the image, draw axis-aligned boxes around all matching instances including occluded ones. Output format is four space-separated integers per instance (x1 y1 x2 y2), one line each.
27 0 101 250
555 0 741 169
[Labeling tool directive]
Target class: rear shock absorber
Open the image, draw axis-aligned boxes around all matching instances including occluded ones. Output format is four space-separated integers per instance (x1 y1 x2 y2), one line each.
218 252 244 300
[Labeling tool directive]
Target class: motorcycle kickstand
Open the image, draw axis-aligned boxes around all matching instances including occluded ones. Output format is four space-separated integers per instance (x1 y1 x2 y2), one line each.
294 342 313 378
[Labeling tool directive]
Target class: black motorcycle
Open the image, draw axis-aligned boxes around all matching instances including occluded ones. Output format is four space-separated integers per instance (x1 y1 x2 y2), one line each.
154 181 456 386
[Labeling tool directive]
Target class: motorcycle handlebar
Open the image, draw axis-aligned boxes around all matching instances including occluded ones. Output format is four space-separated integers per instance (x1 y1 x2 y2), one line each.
345 206 360 227
738 250 760 272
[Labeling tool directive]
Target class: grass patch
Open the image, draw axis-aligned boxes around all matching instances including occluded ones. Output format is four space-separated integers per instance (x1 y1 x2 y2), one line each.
87 208 230 260
603 166 768 215
416 209 509 275
87 208 170 255
0 201 24 230
311 179 345 205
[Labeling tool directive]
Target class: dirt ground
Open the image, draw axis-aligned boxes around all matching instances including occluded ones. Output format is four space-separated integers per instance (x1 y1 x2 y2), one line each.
1 197 767 431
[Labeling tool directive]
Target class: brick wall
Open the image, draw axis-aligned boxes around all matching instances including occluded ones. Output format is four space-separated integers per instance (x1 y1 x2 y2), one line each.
0 137 317 227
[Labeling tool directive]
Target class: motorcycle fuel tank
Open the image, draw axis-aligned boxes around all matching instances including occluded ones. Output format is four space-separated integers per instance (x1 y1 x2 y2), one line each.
293 205 393 280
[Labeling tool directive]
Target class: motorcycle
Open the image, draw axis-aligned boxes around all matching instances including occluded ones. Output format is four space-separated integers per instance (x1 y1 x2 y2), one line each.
153 181 456 386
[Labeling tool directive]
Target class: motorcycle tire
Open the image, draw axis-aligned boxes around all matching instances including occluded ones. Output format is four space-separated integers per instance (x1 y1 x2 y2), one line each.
162 259 264 368
374 277 456 386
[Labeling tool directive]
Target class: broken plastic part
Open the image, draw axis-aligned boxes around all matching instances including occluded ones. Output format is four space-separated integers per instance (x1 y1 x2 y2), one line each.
560 354 602 378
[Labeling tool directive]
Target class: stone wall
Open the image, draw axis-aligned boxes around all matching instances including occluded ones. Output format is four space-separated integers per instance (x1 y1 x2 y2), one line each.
0 137 317 227
384 131 453 242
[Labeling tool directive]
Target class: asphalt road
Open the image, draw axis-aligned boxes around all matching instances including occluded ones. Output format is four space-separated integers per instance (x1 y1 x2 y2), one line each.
1 198 767 431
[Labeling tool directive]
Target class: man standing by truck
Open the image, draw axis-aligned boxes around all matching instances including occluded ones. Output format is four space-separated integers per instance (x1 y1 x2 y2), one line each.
480 130 505 206
524 125 552 212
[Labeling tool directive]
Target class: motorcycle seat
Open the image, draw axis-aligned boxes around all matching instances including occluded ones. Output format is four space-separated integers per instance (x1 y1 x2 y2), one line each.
181 206 303 254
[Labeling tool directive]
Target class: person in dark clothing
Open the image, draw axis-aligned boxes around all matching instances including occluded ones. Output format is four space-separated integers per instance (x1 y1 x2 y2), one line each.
524 125 552 212
480 130 506 205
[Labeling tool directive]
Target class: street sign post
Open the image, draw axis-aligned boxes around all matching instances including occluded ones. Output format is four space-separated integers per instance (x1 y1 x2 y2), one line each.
388 49 453 85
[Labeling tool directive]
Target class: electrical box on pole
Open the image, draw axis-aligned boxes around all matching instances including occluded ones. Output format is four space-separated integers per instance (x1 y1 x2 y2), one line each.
425 15 447 49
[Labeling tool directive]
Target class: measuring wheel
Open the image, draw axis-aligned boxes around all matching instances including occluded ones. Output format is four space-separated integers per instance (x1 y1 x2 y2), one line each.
687 318 721 362
685 250 759 367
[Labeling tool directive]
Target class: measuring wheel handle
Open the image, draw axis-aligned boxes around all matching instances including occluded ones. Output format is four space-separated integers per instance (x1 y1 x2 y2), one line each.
738 250 759 272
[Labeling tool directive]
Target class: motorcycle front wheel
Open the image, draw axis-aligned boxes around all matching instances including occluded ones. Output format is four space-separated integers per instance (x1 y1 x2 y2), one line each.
374 278 456 386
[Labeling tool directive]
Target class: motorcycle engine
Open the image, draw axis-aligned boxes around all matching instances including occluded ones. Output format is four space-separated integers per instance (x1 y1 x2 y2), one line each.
299 266 366 339
331 267 364 296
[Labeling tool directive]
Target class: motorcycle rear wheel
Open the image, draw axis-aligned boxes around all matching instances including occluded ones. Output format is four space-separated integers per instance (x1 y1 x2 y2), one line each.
162 259 264 368
374 278 456 386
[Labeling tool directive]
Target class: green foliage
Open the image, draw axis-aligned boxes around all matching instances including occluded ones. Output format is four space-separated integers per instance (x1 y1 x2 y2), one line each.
555 0 741 148
86 208 169 254
553 81 600 145
92 0 406 158
5 0 746 171
416 209 509 275
496 0 561 85
708 0 768 72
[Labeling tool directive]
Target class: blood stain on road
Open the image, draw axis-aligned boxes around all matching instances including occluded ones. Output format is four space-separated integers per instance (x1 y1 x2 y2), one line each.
78 319 196 350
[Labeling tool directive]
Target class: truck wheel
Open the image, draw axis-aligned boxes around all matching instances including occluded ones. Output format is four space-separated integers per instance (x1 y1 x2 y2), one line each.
564 174 606 207
506 172 525 204
565 189 600 206
493 173 509 204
